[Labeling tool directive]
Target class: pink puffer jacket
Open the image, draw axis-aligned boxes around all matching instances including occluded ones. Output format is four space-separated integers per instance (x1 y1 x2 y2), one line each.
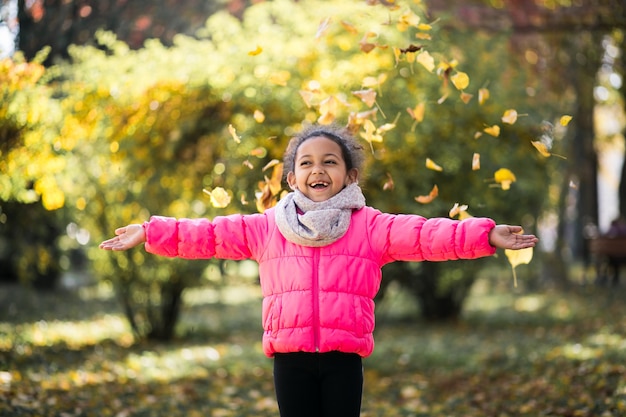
143 206 496 357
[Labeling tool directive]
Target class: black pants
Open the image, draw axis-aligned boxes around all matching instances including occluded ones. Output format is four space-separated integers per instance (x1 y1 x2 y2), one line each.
273 351 363 417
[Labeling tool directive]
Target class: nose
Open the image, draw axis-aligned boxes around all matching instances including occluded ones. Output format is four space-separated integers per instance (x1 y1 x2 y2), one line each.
312 162 325 174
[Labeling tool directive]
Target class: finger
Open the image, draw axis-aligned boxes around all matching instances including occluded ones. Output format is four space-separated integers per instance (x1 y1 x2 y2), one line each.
508 225 523 234
114 227 127 236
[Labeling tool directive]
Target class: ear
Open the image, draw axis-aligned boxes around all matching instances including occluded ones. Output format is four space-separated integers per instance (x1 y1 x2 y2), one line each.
346 168 359 185
286 172 297 190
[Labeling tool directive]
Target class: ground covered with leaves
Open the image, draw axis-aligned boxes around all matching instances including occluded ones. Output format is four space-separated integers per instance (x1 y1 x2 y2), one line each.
1 281 626 417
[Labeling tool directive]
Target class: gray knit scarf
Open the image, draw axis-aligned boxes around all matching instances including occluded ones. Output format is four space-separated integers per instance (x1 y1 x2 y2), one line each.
274 183 366 247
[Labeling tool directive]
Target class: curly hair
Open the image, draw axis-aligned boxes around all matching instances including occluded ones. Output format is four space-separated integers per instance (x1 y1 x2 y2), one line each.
282 124 365 182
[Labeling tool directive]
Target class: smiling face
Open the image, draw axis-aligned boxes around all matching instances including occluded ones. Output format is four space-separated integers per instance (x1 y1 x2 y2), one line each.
286 136 359 202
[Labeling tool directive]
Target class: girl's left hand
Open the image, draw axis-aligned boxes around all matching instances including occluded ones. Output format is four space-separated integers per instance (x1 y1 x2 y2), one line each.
99 224 146 251
489 225 538 250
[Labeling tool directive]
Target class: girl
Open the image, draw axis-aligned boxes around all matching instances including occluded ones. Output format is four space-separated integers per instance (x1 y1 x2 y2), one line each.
100 124 538 417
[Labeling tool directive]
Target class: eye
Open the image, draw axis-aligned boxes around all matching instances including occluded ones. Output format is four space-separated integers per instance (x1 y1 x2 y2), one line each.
325 159 337 165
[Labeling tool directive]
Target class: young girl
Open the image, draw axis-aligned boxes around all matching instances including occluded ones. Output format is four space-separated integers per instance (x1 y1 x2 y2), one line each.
100 124 538 417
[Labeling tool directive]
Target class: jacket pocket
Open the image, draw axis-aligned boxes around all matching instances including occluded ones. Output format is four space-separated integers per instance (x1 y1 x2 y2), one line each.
353 296 365 337
263 294 282 338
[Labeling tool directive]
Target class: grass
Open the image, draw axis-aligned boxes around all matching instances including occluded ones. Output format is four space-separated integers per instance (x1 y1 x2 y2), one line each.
1 279 626 416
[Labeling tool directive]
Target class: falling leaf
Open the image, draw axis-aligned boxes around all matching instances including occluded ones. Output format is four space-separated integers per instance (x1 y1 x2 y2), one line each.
252 110 265 123
478 88 490 104
531 141 551 157
240 193 249 205
340 20 358 34
472 153 480 170
416 32 432 40
505 246 533 287
417 51 435 72
352 89 377 108
359 32 377 53
316 17 332 39
417 23 432 31
484 125 500 137
203 187 231 208
262 159 280 172
248 45 263 56
383 172 394 190
242 160 254 169
450 71 470 90
299 90 316 108
397 9 420 31
474 131 483 139
460 92 473 104
501 109 518 125
415 184 439 204
362 74 387 88
228 124 241 143
407 102 425 122
318 95 339 125
494 168 516 190
449 202 469 218
425 158 443 172
559 115 573 126
250 147 266 157
360 119 384 145
398 44 423 54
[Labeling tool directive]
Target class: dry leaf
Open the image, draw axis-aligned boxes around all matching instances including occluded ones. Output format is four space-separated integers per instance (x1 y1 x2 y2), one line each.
450 71 470 90
559 115 573 126
415 184 439 204
417 51 435 72
425 158 443 172
253 110 265 123
472 153 480 170
449 202 469 218
484 125 500 137
340 20 358 34
494 168 516 190
352 89 377 108
502 109 518 125
383 172 394 191
228 124 241 143
248 45 263 56
478 88 490 105
407 102 425 122
505 246 533 287
203 187 231 208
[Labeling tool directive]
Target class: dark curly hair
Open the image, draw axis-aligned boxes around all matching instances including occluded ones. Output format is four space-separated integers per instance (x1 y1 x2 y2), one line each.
282 123 365 182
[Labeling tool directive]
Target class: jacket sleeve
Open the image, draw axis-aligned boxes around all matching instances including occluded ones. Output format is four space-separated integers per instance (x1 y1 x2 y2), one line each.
143 214 265 260
369 210 496 264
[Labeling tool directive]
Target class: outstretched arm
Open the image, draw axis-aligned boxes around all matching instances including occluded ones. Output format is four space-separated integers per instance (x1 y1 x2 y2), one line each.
488 225 538 250
99 224 146 251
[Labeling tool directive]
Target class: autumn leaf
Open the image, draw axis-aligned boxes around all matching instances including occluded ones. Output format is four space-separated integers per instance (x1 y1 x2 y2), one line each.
269 70 290 86
228 124 241 143
383 172 394 190
262 159 280 172
397 9 421 31
478 88 490 104
501 109 518 125
316 17 332 39
299 90 316 108
352 89 377 108
360 119 384 148
359 32 378 53
415 184 438 204
253 110 265 123
203 187 231 208
318 95 339 125
407 102 425 122
505 246 533 287
247 45 263 56
560 115 573 126
460 92 473 104
340 20 358 34
531 140 567 159
362 74 387 89
494 168 516 190
417 51 435 72
472 153 480 170
450 71 469 90
449 202 469 218
425 158 443 172
484 125 500 137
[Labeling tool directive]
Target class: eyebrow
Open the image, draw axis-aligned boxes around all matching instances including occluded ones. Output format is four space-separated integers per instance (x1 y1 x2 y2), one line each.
296 153 342 161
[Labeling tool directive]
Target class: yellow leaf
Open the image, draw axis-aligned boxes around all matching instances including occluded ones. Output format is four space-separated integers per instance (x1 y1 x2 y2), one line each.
501 109 518 125
383 172 394 191
417 23 432 31
228 124 241 143
559 115 573 126
450 71 470 90
531 140 551 157
505 246 533 287
362 74 387 88
416 32 432 40
417 51 435 72
397 10 420 31
472 153 480 170
203 187 231 208
494 168 516 190
415 184 438 204
360 119 383 144
248 45 263 56
407 102 425 122
316 17 332 39
352 89 377 108
253 110 265 123
460 92 473 104
484 125 500 137
359 32 377 53
340 20 358 34
449 202 469 218
425 158 443 172
262 159 280 172
478 88 490 105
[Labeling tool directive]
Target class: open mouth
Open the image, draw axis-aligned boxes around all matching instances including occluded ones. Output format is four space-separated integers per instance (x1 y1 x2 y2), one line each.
310 181 329 189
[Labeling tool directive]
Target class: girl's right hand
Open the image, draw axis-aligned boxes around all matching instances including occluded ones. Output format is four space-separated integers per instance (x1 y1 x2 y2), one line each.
99 224 146 251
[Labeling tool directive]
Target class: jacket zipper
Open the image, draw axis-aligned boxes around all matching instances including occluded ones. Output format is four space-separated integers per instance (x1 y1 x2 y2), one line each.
312 248 320 352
